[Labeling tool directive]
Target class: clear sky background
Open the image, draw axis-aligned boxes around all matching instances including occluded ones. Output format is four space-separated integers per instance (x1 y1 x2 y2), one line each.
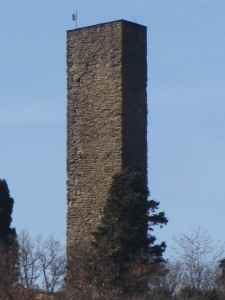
1 1 225 250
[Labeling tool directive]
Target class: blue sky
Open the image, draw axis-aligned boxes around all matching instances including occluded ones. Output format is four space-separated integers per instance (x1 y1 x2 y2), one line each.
1 0 225 249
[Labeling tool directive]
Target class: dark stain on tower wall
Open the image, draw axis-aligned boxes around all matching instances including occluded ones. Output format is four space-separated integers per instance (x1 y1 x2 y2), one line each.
67 20 147 250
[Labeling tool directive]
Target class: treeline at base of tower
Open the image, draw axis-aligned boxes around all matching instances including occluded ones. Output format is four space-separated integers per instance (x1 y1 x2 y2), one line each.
1 176 225 299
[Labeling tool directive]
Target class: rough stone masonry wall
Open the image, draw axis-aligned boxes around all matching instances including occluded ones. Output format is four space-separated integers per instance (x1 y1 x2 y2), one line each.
67 20 147 250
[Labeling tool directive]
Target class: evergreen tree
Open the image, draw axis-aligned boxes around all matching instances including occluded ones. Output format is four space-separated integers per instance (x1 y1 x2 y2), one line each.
0 179 16 241
92 168 168 295
0 179 17 295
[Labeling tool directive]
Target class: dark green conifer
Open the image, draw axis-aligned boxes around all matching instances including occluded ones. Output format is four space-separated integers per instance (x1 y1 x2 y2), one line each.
0 179 17 295
0 179 16 241
93 168 168 295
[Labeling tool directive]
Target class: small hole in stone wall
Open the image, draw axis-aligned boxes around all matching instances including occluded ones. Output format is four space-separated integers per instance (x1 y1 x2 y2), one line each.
77 78 80 83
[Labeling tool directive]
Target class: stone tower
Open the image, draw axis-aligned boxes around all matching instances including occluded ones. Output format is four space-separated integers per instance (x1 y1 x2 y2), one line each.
67 20 147 251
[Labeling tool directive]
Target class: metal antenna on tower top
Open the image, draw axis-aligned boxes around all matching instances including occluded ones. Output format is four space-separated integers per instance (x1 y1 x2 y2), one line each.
72 12 78 28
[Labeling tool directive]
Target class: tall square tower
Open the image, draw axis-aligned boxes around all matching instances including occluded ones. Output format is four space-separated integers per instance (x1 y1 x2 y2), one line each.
67 20 147 249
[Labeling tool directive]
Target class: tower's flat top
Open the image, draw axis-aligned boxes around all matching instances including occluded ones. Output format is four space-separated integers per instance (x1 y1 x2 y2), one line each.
67 19 146 33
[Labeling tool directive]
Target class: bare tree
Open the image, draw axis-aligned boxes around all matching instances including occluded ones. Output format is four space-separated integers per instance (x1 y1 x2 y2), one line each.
37 234 66 292
149 261 184 298
17 231 66 294
17 230 40 289
173 228 224 292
